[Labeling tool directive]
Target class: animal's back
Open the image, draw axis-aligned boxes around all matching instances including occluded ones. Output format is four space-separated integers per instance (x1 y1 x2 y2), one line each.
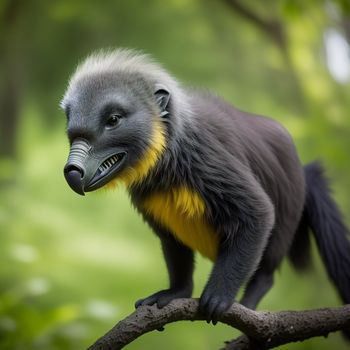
190 91 306 269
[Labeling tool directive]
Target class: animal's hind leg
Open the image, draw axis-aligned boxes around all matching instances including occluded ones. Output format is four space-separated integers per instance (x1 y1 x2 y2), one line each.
240 267 274 310
240 221 298 310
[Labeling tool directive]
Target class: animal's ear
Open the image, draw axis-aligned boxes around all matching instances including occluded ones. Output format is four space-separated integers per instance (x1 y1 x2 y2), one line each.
155 84 170 118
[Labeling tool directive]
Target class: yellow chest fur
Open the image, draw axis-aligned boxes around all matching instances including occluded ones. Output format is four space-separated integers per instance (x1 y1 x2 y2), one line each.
141 187 218 260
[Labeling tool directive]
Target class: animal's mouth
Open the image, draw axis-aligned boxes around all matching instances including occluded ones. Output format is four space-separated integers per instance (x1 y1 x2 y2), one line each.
85 152 127 191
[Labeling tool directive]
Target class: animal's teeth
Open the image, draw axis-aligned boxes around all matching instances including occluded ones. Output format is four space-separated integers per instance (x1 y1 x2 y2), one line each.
99 155 120 173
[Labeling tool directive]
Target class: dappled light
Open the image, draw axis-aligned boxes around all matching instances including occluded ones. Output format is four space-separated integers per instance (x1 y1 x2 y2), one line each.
324 28 350 83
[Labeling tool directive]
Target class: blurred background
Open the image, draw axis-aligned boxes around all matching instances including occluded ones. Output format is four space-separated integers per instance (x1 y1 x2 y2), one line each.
0 0 350 349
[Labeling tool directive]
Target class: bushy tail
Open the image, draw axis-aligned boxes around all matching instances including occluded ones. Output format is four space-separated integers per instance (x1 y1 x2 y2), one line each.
290 162 350 339
304 162 350 306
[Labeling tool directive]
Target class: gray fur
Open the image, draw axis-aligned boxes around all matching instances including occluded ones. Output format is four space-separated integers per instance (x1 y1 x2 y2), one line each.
61 49 192 139
62 49 349 325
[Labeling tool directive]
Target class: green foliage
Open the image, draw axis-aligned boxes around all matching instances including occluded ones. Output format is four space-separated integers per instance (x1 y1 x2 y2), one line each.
0 0 349 349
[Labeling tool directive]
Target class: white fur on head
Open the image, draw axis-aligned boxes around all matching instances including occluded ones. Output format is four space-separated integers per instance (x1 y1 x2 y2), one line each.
60 48 192 122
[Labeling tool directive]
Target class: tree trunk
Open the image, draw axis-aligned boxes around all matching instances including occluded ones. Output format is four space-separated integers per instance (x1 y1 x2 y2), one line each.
0 0 22 158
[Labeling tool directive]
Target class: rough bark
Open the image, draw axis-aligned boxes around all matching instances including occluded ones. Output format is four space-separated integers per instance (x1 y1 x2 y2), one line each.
87 299 350 350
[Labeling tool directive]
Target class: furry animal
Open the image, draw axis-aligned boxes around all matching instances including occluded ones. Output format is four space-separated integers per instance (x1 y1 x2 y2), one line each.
61 49 350 327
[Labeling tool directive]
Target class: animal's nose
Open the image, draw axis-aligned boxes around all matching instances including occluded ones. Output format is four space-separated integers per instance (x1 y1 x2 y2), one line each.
64 164 85 196
63 138 92 196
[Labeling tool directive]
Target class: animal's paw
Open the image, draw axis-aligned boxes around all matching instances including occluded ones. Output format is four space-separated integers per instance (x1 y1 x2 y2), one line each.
199 286 234 325
135 287 192 309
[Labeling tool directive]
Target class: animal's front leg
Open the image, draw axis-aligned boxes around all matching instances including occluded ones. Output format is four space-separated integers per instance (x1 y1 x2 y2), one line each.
199 226 268 324
199 244 241 324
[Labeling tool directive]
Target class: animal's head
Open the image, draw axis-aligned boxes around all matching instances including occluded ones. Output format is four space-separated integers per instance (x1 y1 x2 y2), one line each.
60 49 189 195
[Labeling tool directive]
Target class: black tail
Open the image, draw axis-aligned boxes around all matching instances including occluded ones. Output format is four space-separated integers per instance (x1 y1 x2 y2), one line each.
292 162 350 339
304 162 350 305
290 162 350 334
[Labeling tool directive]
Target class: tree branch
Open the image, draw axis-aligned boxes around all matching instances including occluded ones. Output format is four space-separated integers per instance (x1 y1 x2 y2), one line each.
223 0 286 50
87 299 350 350
222 0 305 110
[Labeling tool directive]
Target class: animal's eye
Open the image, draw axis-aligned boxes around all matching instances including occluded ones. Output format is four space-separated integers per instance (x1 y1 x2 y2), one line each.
105 114 122 129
